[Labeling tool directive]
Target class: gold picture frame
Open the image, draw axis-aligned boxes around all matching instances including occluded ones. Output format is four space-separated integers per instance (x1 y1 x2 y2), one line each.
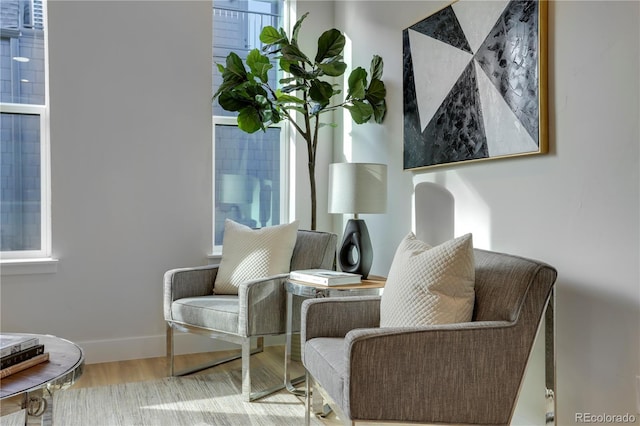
402 0 548 171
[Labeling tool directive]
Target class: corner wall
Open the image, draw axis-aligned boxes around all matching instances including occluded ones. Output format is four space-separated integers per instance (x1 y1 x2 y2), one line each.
333 1 639 424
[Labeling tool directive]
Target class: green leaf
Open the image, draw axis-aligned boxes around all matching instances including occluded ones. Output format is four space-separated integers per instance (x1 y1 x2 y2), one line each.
276 91 305 104
237 107 263 133
279 76 298 84
344 101 373 124
213 54 249 100
370 55 384 81
270 106 282 124
254 94 270 108
284 106 307 115
222 52 248 84
246 49 272 83
260 26 285 44
261 107 273 124
365 78 386 103
289 64 317 80
371 99 387 124
281 44 311 65
347 67 367 100
291 12 308 45
280 83 307 94
315 29 345 63
279 57 293 73
213 79 239 100
317 60 347 77
218 91 250 112
309 80 334 105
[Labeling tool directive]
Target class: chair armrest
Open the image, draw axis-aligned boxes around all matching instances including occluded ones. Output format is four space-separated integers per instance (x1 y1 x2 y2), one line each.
237 273 290 336
301 296 381 343
163 264 219 321
342 321 523 423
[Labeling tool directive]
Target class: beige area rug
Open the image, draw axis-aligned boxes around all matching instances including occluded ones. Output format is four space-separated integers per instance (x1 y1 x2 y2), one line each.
51 369 323 426
1 409 27 426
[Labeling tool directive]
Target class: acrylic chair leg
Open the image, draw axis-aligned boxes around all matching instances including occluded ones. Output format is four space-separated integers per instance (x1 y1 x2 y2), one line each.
545 289 556 425
241 338 252 402
311 381 323 415
305 372 311 426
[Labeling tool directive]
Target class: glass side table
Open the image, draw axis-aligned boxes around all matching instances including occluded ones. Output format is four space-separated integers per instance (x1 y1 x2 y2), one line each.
283 276 386 395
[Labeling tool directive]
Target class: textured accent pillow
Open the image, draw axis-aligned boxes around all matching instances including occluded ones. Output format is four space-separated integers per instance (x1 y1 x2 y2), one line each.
380 233 475 327
213 219 299 295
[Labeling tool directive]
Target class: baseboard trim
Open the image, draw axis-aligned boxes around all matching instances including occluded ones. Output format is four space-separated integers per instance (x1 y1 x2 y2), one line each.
78 333 285 364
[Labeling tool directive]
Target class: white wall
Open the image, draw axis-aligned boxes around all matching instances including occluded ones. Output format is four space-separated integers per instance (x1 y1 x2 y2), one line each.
332 1 640 425
1 1 215 361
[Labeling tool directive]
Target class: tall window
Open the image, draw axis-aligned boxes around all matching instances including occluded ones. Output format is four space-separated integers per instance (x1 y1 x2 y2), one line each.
212 0 286 246
0 0 50 258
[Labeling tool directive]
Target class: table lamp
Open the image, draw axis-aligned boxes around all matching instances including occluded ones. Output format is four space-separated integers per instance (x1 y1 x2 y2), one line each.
328 163 387 279
218 173 257 226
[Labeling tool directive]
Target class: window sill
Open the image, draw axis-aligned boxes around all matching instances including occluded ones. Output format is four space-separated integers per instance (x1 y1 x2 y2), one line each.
207 251 222 264
1 258 59 276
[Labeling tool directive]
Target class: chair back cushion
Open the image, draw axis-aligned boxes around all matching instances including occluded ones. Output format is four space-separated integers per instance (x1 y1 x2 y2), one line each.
214 220 299 295
472 249 556 322
380 233 475 326
290 230 337 271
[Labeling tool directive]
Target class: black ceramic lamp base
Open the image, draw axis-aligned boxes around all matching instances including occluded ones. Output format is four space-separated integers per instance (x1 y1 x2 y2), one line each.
338 219 372 279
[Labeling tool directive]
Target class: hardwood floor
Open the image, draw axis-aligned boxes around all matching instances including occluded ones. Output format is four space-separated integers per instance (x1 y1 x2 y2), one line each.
0 345 344 425
75 345 306 388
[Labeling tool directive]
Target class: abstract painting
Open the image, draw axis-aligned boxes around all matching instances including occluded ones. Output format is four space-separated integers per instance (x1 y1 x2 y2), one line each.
403 0 547 170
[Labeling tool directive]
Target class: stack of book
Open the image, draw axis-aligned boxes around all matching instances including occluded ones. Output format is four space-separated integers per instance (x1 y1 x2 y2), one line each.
290 269 362 286
0 335 49 378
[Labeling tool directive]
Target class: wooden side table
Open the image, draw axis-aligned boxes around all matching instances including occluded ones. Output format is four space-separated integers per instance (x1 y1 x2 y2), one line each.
283 276 386 395
0 334 84 425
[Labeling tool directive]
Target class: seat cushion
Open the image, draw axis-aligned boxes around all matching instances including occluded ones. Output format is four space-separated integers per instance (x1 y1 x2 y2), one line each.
214 219 299 295
171 295 239 334
380 233 475 327
304 337 346 409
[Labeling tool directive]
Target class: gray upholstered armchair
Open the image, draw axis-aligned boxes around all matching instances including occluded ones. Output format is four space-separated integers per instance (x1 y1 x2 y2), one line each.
301 249 557 425
164 229 337 401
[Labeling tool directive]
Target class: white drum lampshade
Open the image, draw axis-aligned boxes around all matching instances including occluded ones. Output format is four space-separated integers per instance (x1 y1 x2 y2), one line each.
328 163 387 216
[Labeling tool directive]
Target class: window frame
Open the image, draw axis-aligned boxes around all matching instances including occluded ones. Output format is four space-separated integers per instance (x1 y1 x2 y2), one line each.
210 0 291 254
211 107 290 255
1 0 54 272
0 103 51 260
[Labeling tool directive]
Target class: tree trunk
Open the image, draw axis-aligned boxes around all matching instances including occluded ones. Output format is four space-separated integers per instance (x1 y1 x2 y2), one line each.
308 160 316 230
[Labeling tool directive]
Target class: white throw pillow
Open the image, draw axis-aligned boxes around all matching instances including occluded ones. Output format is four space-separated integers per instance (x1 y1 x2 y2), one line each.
380 233 475 327
213 219 299 295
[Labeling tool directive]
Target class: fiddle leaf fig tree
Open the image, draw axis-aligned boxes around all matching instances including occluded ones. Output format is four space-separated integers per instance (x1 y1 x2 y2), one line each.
213 12 387 230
